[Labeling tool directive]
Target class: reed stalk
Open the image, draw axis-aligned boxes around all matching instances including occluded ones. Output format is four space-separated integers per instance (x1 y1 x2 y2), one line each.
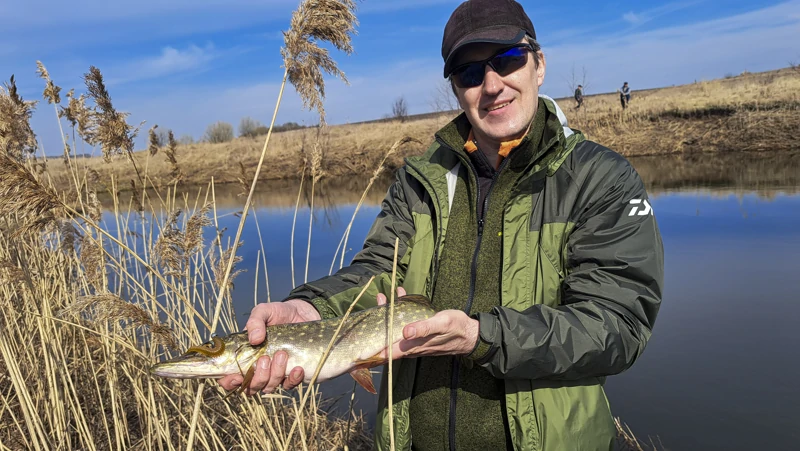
281 276 375 450
387 237 400 450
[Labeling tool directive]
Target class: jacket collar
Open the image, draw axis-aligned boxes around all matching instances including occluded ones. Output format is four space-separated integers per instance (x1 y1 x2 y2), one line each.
405 96 583 190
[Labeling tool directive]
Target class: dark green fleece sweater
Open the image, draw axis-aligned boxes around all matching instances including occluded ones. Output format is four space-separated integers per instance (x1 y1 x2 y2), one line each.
408 99 548 450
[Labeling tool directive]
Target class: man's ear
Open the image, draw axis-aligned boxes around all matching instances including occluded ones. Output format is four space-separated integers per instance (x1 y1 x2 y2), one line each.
536 51 546 88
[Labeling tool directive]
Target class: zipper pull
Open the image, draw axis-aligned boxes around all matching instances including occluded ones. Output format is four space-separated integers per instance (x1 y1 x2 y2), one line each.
478 218 484 235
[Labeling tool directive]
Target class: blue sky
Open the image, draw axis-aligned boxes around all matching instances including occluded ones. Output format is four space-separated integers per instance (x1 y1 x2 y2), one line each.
3 0 799 156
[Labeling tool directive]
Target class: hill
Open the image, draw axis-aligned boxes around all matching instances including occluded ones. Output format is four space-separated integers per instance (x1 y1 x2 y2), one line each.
45 67 800 191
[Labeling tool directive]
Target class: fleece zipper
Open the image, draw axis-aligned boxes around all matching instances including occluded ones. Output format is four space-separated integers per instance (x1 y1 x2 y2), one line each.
435 137 512 451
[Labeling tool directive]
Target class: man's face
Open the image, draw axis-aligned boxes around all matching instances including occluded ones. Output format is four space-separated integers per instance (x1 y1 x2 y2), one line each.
451 41 545 145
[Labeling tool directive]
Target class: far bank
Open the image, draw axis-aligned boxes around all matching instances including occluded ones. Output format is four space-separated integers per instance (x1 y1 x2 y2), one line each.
46 68 800 192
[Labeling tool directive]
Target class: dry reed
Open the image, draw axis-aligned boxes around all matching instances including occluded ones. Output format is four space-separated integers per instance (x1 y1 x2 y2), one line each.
0 75 38 161
282 0 357 124
148 124 160 156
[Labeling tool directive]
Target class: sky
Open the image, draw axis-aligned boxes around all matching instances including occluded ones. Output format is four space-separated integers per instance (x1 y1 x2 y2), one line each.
2 0 799 156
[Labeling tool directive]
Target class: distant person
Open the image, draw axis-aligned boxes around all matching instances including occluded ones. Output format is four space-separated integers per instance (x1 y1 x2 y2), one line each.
620 81 631 109
574 84 584 109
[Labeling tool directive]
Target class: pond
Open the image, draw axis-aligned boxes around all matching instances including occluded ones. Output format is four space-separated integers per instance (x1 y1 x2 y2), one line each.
129 150 800 450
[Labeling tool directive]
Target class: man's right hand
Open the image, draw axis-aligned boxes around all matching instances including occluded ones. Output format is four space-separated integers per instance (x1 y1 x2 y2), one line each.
216 299 321 395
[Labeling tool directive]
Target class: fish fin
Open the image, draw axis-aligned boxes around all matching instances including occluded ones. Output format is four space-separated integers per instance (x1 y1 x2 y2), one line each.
353 353 388 368
225 364 256 398
241 364 256 389
349 368 377 394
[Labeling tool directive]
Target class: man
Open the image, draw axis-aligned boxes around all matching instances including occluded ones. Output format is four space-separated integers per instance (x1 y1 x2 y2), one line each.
620 81 631 108
574 84 584 109
219 1 663 450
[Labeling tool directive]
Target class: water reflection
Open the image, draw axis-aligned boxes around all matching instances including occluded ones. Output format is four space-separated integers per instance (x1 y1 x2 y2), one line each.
630 150 800 195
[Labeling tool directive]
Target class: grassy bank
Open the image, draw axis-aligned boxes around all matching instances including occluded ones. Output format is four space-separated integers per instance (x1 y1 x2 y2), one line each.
42 67 800 192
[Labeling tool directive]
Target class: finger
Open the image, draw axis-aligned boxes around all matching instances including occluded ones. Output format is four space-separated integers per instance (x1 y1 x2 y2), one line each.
282 367 305 390
245 304 274 345
397 287 407 297
263 351 289 394
407 312 453 339
245 355 271 396
217 374 243 391
377 293 387 306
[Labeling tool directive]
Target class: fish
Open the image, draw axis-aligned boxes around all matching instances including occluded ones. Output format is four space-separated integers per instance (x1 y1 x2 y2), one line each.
150 294 435 394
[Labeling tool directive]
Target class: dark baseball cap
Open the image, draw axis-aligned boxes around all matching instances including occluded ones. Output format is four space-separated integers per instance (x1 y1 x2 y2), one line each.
441 0 536 78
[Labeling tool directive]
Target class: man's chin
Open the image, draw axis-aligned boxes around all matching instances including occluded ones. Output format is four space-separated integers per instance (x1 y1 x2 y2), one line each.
484 128 527 143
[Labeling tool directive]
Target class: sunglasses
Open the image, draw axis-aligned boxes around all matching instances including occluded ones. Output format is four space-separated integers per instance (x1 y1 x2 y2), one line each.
449 44 533 88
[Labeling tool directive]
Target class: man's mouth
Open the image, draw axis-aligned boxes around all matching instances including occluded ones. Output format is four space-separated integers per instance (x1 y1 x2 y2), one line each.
486 100 512 112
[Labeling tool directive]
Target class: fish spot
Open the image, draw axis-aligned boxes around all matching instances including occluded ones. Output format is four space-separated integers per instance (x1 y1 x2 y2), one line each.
299 332 306 337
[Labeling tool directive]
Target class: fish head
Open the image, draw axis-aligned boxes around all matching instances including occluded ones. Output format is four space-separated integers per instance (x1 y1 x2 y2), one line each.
150 332 263 379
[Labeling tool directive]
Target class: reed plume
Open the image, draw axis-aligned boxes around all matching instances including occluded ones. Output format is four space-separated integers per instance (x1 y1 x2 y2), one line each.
60 88 93 142
79 233 105 290
164 129 181 183
214 243 244 291
153 210 184 276
148 124 160 156
184 203 212 255
153 205 210 276
236 161 250 197
130 179 144 215
282 0 358 124
36 61 62 105
82 66 143 176
0 152 63 234
61 294 178 350
0 75 38 161
59 220 80 255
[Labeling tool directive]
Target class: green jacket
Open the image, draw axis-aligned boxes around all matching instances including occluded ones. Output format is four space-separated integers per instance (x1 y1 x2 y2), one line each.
287 96 664 450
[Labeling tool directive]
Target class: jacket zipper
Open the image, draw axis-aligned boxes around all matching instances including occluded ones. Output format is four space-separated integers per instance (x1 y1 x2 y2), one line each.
436 137 512 451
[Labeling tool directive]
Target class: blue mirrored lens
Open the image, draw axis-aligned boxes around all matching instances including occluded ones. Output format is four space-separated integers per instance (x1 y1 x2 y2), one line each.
452 45 530 88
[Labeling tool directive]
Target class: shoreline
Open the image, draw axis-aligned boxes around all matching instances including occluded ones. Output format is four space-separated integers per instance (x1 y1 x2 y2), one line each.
43 67 800 193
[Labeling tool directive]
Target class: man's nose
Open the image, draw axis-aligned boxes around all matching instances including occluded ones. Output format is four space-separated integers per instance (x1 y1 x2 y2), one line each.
482 66 504 95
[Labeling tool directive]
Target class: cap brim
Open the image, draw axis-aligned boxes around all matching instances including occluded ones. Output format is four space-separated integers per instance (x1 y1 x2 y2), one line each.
443 28 527 78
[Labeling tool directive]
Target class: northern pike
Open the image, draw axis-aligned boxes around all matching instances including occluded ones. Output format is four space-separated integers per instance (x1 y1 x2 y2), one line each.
150 294 434 394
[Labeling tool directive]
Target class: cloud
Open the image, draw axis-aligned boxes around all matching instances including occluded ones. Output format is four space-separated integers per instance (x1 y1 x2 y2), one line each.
360 0 460 14
620 2 699 28
542 1 800 98
622 12 643 25
106 44 220 85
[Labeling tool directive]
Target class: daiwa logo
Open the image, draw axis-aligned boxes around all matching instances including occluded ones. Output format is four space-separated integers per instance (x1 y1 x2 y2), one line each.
628 199 653 216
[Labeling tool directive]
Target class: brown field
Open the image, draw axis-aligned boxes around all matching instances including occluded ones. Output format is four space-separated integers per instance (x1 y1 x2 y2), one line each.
43 67 800 193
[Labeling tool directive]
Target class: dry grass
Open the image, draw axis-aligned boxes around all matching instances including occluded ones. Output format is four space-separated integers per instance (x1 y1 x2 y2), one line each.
43 67 800 193
567 67 800 156
0 6 374 442
0 162 373 450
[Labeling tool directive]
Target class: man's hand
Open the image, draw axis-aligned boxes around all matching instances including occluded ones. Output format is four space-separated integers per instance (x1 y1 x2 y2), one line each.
377 293 480 359
217 299 320 395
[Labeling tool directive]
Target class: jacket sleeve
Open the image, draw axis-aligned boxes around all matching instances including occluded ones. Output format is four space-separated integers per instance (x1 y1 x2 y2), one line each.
470 152 663 380
282 168 417 319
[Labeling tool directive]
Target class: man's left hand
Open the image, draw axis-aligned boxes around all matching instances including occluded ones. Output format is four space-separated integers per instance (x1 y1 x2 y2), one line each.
378 291 480 358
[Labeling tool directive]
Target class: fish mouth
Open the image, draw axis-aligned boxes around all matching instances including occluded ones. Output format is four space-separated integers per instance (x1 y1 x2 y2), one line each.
150 353 228 379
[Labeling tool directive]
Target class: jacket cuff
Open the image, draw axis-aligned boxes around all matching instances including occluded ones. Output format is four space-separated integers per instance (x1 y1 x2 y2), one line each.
464 312 499 363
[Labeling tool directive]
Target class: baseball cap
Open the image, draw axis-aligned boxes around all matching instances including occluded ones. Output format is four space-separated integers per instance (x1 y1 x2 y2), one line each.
441 0 536 78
